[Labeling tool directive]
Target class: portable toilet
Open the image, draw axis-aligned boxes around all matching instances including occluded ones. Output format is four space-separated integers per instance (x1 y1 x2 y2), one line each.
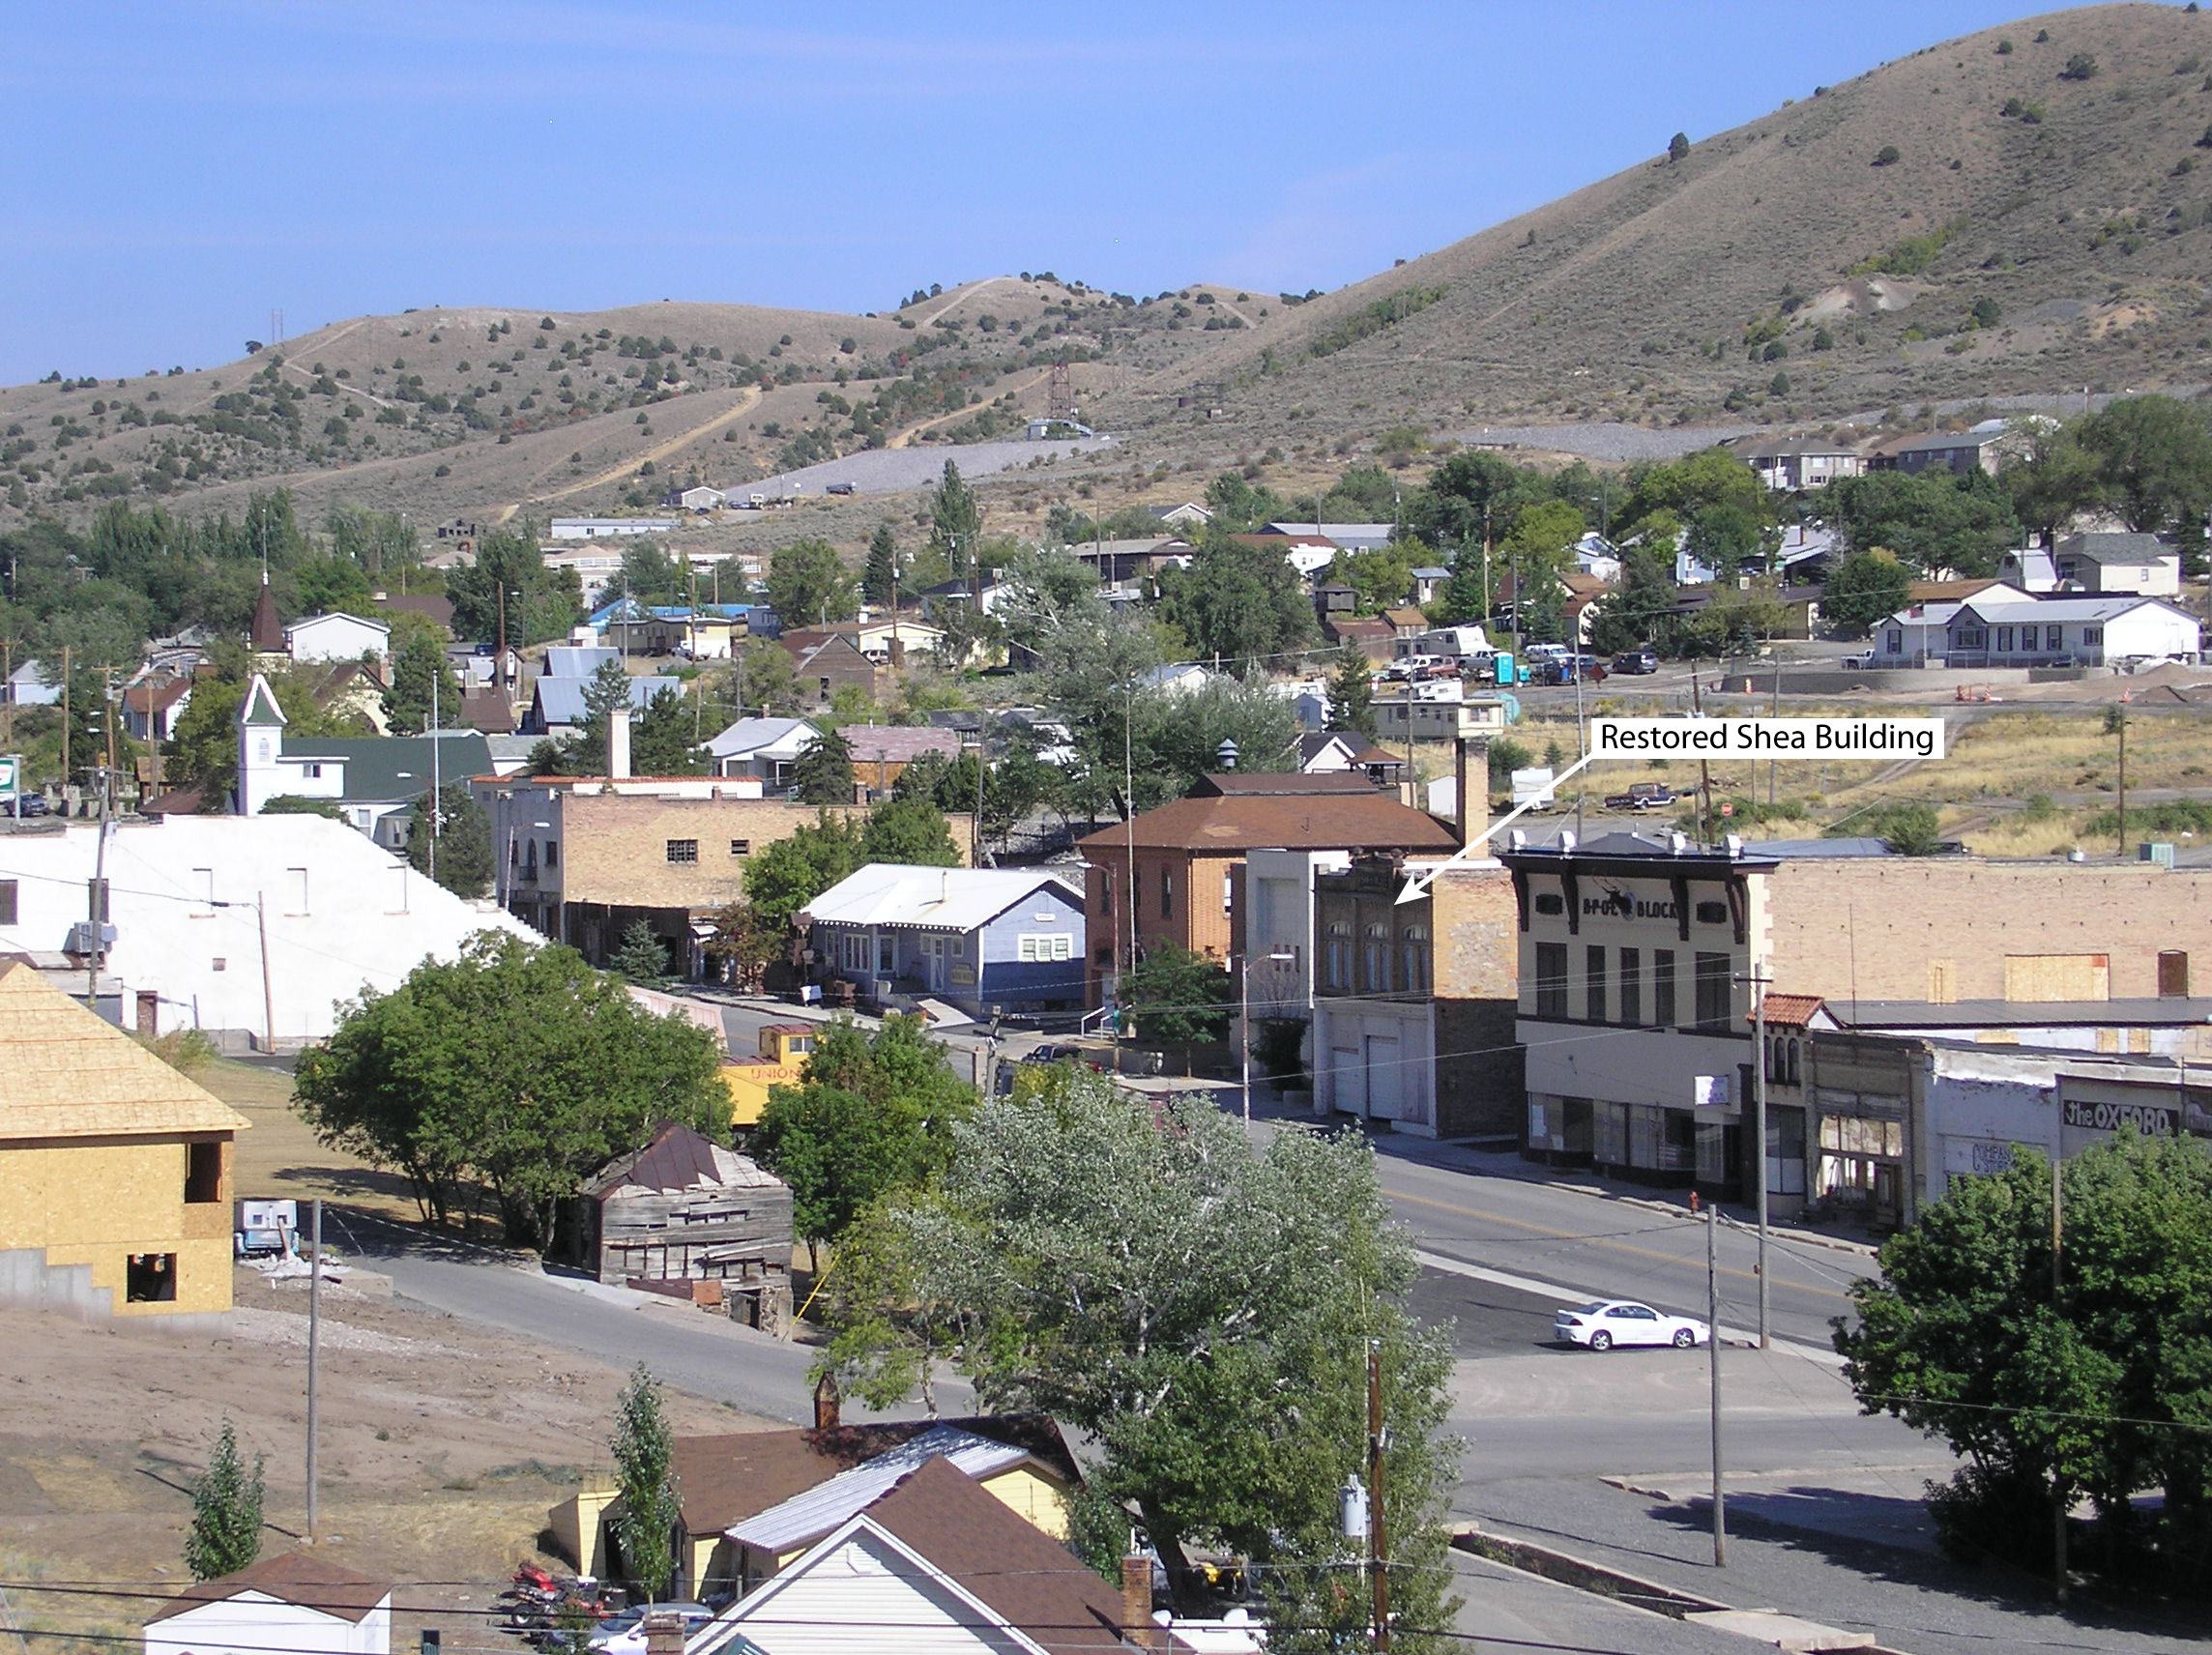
1494 653 1517 685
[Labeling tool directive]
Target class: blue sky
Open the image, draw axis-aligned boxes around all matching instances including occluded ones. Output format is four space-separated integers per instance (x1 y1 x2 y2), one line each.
2 0 2053 385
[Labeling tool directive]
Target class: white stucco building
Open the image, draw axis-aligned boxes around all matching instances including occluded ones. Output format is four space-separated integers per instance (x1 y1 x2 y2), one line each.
0 816 535 1048
283 612 391 663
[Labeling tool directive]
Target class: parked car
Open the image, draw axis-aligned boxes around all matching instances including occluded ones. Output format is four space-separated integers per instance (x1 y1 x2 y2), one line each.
1611 651 1658 675
5 794 49 818
1839 651 1876 670
825 480 857 495
587 1605 713 1655
1554 1300 1709 1351
1603 782 1678 812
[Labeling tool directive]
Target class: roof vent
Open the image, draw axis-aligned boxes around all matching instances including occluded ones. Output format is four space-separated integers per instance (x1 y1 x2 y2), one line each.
1670 831 1689 856
1557 830 1577 855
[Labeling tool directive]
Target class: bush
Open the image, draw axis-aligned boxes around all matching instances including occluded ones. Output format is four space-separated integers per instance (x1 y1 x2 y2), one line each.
2060 51 2098 80
135 1028 220 1075
1488 736 1534 780
1872 145 1901 167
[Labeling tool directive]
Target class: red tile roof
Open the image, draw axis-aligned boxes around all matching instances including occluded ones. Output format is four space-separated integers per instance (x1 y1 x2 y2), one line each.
1758 994 1826 1029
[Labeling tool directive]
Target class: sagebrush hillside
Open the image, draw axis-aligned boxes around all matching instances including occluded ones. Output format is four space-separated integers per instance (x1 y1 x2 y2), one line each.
1105 3 2212 448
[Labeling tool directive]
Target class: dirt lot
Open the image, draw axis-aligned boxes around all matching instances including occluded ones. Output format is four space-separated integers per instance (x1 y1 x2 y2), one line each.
0 1265 772 1655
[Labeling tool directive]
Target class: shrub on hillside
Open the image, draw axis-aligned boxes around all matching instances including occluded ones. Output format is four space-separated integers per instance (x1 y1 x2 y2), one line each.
1872 145 1902 167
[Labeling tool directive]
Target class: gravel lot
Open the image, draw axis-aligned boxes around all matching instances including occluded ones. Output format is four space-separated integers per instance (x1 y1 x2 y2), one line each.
736 433 1117 499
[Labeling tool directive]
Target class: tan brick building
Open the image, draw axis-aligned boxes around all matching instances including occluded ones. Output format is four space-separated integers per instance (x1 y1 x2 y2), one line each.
0 962 247 1328
476 776 974 971
1507 831 2212 1205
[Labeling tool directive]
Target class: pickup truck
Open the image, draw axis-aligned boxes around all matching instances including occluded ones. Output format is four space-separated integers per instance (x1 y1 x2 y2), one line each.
1604 782 1679 812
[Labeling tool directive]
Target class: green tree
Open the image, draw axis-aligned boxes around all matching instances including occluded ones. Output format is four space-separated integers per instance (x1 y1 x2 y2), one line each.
1669 131 1691 160
860 792 963 866
1156 533 1317 665
742 812 866 928
754 1014 974 1268
610 1365 680 1601
817 1076 1461 1638
703 900 782 991
1331 542 1420 615
1121 944 1234 1043
610 919 670 984
292 933 723 1239
447 521 581 647
1838 1134 2212 1583
2074 394 2212 540
927 460 984 576
791 726 855 804
1202 471 1286 534
1819 469 2019 577
618 540 689 605
717 638 803 718
863 522 899 609
1131 673 1302 803
1683 500 1777 579
1833 801 1945 856
1586 546 1677 654
407 783 495 899
1406 449 1547 554
294 552 376 618
1613 449 1766 546
382 629 463 735
1823 550 1914 635
185 1421 265 1581
765 537 858 627
632 684 706 776
164 668 355 809
1326 642 1377 739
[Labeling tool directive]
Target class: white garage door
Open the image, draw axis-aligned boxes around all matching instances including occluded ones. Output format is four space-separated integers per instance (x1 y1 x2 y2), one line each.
1364 1034 1403 1121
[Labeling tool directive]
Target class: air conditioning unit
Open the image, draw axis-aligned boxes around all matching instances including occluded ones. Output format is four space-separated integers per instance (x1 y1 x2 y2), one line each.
66 922 117 955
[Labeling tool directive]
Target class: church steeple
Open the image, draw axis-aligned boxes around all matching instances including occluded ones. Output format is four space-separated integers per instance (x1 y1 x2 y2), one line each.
249 573 284 653
236 672 287 816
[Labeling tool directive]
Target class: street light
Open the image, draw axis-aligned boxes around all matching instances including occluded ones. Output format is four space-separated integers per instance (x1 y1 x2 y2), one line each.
1240 947 1297 1124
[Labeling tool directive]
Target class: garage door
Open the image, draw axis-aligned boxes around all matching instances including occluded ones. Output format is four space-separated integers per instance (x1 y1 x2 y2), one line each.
1364 1034 1402 1121
1330 1046 1363 1117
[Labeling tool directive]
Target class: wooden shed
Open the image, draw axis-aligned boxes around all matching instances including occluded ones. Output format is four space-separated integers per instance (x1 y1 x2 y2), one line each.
573 1122 793 1335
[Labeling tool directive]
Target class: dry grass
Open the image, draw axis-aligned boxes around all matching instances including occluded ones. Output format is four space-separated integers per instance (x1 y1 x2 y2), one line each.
202 1059 432 1226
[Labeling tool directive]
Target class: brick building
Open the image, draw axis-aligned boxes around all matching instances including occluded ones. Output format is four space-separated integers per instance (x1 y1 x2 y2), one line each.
475 775 974 973
1076 772 1458 1016
1506 831 2212 1205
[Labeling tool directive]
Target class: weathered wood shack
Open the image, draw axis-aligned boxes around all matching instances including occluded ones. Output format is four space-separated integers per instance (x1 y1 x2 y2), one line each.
574 1121 793 1334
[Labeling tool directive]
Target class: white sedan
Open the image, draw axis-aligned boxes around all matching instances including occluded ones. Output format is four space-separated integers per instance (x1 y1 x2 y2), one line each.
1555 1300 1709 1351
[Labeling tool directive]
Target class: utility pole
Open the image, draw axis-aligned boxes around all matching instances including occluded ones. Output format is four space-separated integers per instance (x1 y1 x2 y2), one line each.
1749 972 1770 1348
1707 1204 1727 1567
2052 1157 2067 1602
1368 1341 1389 1650
86 765 112 1009
306 1199 322 1543
428 671 441 884
2114 707 2129 857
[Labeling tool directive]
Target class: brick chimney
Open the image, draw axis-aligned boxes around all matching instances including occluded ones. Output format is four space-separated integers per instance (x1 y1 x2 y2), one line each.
1120 1554 1157 1650
813 1371 840 1432
642 1613 682 1655
1455 731 1491 850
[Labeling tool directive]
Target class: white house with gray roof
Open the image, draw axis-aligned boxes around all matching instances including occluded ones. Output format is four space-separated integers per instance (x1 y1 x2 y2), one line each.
2053 533 2183 597
800 864 1086 1014
1943 594 2198 667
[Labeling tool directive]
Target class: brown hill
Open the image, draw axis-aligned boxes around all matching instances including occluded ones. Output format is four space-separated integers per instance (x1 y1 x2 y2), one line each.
1099 2 2212 449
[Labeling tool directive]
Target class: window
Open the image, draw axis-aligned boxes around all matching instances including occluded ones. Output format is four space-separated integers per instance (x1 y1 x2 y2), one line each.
1324 922 1351 992
1694 952 1732 1031
1694 899 1727 925
1618 946 1641 1026
878 935 895 973
1401 926 1429 995
185 1143 222 1205
666 839 699 863
1955 626 1986 650
1995 626 2014 653
1884 628 1903 654
303 763 323 779
1159 868 1173 918
2047 625 2062 651
728 839 748 857
1534 942 1569 1019
1018 934 1075 962
1585 944 1607 1023
0 880 15 926
1533 892 1564 916
1132 867 1141 912
1363 924 1391 994
190 868 216 915
126 1253 177 1303
1223 872 1234 915
284 867 308 916
2082 625 2103 646
545 840 559 866
509 838 520 865
1654 950 1676 1027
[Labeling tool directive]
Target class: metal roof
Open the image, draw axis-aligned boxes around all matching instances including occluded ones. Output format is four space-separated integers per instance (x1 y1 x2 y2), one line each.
721 1426 1033 1555
706 716 818 760
800 864 1083 934
277 732 494 803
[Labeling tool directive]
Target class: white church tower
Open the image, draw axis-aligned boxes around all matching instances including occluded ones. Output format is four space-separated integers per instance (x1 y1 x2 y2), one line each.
236 673 288 816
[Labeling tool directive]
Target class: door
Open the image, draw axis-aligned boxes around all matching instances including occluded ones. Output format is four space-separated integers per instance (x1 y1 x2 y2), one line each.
1330 1046 1363 1117
1363 1034 1402 1121
922 937 947 991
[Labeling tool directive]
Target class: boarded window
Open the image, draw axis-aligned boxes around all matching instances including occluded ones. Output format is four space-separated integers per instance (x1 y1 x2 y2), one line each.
1653 950 1677 1027
2159 951 2191 999
1618 947 1642 1027
0 880 15 926
1534 942 1568 1019
284 867 309 915
2005 953 2110 1002
1585 944 1607 1023
1694 953 1732 1031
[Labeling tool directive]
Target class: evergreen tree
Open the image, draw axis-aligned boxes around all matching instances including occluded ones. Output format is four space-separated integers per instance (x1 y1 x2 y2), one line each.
1586 546 1678 654
1325 642 1377 740
791 727 855 804
927 460 983 577
631 684 706 776
864 523 899 609
610 920 671 984
610 1365 681 1601
565 658 636 774
407 783 495 899
382 630 462 735
185 1421 264 1581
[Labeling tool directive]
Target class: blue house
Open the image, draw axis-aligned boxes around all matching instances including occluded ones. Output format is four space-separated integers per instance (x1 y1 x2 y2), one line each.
800 864 1087 1015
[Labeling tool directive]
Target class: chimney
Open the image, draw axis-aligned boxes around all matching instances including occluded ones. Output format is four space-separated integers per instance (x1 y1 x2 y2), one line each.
609 709 632 780
813 1371 841 1432
642 1614 682 1655
1120 1554 1157 1651
1455 732 1490 850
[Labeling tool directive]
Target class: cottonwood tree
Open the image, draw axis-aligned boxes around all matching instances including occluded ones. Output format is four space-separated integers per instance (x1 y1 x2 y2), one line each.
610 1365 680 1601
1838 1133 2212 1586
817 1073 1461 1642
292 933 722 1239
765 537 858 626
1820 550 1914 636
185 1421 265 1580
